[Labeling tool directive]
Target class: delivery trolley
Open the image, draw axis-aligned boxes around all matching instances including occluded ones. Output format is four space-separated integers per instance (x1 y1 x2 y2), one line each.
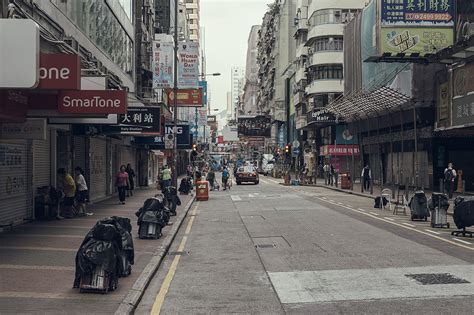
429 192 450 228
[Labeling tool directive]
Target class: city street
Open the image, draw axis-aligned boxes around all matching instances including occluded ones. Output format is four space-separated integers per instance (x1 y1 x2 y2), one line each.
137 177 474 314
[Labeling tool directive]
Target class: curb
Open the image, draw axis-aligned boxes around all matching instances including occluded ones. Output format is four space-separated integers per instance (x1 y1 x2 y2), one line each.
115 195 196 315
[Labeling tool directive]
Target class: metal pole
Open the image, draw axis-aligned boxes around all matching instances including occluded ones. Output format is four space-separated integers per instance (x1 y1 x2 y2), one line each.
413 106 418 189
172 0 179 188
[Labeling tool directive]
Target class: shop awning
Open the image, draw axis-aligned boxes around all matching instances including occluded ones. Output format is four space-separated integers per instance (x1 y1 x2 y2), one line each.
323 86 412 123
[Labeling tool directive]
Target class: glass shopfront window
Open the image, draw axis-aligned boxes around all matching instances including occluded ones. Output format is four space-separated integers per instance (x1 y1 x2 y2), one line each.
51 0 133 76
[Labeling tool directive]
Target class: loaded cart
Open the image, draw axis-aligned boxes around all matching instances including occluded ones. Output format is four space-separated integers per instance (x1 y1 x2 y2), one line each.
452 196 474 237
428 193 450 228
136 197 169 239
409 191 429 221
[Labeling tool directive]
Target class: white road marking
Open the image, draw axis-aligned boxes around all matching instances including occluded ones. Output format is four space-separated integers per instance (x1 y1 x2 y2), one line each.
402 223 416 228
321 197 327 199
337 202 344 205
358 208 366 212
269 265 474 304
453 238 473 245
230 195 242 201
383 217 395 221
346 204 354 208
329 200 335 202
424 229 441 235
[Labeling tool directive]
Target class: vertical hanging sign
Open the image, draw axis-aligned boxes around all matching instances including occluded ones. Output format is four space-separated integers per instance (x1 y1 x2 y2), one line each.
178 42 199 89
152 40 174 89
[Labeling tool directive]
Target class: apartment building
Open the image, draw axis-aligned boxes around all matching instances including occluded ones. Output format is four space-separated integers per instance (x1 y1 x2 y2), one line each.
241 25 261 116
231 66 245 120
184 0 200 43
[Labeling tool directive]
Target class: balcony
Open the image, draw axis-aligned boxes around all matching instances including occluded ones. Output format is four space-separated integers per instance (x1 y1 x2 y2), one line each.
305 79 344 95
307 24 344 42
309 51 343 67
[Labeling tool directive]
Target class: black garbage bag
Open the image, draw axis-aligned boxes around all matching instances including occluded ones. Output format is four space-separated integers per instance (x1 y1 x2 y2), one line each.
179 178 191 194
428 193 450 210
409 191 429 218
374 196 388 208
453 196 474 229
136 197 167 227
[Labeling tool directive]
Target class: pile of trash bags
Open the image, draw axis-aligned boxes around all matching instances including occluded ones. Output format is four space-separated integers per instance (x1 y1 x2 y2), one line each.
409 190 429 221
135 196 170 239
179 177 193 195
73 216 134 291
453 196 474 230
162 186 181 215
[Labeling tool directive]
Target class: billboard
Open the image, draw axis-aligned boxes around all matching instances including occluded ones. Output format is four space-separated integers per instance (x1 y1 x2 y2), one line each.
237 116 271 137
381 27 453 55
381 0 454 26
178 42 199 89
152 40 174 89
103 107 161 135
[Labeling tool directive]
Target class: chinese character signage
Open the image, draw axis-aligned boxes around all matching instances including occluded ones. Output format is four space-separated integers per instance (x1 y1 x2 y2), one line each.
178 42 199 89
104 107 161 135
237 116 271 137
452 94 474 127
131 124 192 149
381 27 453 54
319 145 360 157
381 0 454 26
152 40 174 89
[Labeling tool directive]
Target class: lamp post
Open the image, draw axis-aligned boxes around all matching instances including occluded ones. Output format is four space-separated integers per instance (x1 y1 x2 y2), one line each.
173 0 178 188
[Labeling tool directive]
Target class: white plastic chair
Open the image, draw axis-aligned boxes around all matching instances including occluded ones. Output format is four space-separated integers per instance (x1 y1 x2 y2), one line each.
381 188 392 211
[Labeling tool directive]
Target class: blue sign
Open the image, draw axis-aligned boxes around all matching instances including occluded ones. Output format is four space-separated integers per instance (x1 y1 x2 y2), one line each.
292 148 300 156
132 124 192 149
199 81 208 105
381 0 454 26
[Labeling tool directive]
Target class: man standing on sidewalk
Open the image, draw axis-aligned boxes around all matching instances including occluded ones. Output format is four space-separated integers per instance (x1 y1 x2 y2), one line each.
444 163 457 199
57 168 76 218
361 164 371 192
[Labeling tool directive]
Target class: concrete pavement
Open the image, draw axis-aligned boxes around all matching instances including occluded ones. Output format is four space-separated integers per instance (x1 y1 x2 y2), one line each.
137 176 474 314
0 186 194 314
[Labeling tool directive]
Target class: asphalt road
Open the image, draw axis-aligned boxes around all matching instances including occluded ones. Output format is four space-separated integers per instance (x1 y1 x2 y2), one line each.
137 176 474 314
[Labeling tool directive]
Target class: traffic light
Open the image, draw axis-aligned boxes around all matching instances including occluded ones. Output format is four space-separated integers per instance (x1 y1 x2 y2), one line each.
191 143 198 159
192 143 197 152
285 144 290 154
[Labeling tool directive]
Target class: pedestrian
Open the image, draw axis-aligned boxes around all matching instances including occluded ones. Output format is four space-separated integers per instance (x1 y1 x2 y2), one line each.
161 165 172 189
126 163 135 197
222 166 230 190
187 164 193 177
361 164 371 192
323 162 330 185
74 167 88 217
330 164 335 186
116 165 130 204
57 168 76 218
444 162 457 199
207 169 215 190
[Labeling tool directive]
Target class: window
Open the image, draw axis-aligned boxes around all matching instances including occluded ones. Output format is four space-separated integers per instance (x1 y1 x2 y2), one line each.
307 65 343 81
309 8 360 27
312 36 343 52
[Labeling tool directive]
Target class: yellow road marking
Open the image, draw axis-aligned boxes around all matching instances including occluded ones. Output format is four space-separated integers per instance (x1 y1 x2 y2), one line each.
315 197 474 251
150 204 198 315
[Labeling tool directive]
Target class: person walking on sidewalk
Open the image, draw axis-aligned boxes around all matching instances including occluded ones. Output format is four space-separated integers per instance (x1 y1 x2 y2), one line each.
126 163 136 197
323 162 330 185
116 165 130 205
222 166 230 190
361 164 372 192
57 168 76 218
74 167 88 217
444 162 457 199
161 165 172 189
207 169 216 190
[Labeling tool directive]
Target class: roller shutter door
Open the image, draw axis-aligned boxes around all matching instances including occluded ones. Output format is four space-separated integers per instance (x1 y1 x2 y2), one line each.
89 138 107 201
0 141 31 225
33 128 51 189
121 146 137 171
73 136 87 173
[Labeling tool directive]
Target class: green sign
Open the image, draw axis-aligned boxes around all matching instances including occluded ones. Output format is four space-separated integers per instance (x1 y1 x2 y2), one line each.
381 27 453 55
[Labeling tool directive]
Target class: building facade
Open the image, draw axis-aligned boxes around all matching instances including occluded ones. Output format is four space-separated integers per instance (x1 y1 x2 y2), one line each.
241 25 261 116
184 0 200 43
230 66 245 121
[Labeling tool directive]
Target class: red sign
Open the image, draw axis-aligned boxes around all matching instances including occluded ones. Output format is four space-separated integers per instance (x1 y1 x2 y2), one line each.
0 90 28 123
58 90 127 114
38 54 81 90
319 145 360 156
217 135 224 144
166 88 203 106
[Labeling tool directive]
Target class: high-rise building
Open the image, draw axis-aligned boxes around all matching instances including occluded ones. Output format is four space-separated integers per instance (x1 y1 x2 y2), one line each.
241 25 261 116
231 66 245 120
184 0 200 43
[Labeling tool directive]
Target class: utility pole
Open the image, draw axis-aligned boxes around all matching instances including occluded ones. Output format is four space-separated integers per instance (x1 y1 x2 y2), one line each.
172 0 179 188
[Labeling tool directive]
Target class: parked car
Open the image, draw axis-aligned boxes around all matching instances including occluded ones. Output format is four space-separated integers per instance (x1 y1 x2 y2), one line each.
236 166 259 185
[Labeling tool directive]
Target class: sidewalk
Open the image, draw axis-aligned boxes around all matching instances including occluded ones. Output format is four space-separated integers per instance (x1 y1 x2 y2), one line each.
0 186 194 314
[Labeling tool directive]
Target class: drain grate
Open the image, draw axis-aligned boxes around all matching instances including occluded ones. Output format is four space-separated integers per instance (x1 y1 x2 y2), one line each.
406 273 470 285
168 251 189 256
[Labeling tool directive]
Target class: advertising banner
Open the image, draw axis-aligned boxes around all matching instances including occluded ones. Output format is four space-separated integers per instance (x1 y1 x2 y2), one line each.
38 53 81 90
103 107 161 135
452 94 474 127
381 27 453 55
199 81 208 105
165 88 203 106
178 42 199 89
152 40 174 89
319 145 360 156
237 116 271 137
197 108 207 126
381 0 454 26
131 124 192 149
57 90 127 114
335 126 357 145
453 63 474 97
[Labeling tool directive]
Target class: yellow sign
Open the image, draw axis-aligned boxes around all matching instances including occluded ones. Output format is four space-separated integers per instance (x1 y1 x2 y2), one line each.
381 27 453 55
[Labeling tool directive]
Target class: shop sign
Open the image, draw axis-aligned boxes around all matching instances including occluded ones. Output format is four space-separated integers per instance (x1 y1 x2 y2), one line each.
452 94 474 127
319 145 360 156
438 82 449 121
0 143 27 200
152 40 174 89
453 63 474 97
238 115 271 137
380 27 453 55
381 0 454 26
165 88 203 106
207 115 217 123
103 107 161 135
57 90 127 114
131 124 192 149
0 118 46 140
248 136 265 147
178 42 199 89
307 109 339 125
0 90 28 123
37 53 81 90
